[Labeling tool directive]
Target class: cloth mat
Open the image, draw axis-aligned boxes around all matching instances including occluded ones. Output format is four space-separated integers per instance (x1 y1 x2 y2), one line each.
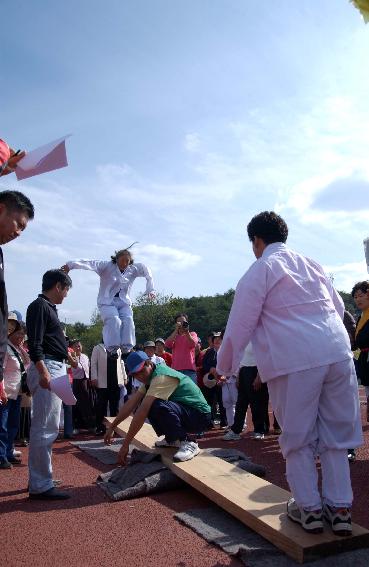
175 507 369 567
73 438 266 501
202 447 266 477
97 448 184 500
71 438 124 465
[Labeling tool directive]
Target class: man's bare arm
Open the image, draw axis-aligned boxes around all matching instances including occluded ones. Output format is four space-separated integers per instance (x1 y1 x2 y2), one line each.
117 395 156 465
104 389 145 444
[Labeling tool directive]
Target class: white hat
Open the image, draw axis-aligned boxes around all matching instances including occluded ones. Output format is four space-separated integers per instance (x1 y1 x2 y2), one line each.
8 311 18 322
203 372 217 389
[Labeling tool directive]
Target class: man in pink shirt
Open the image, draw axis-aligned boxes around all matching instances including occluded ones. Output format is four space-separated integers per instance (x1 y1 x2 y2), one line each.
217 211 362 536
165 314 198 383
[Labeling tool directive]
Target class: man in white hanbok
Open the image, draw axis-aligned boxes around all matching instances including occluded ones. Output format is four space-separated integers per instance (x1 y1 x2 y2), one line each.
217 211 362 536
62 247 155 354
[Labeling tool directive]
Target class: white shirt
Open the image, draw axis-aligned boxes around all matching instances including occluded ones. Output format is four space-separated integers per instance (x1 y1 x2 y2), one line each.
239 343 256 368
4 342 30 399
66 260 155 307
90 344 127 388
217 243 351 381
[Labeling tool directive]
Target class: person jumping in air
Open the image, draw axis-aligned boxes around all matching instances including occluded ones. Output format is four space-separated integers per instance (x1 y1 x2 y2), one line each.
61 244 155 356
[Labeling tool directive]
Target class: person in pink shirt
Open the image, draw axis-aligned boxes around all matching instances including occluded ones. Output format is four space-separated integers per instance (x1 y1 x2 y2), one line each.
165 314 198 383
217 211 362 537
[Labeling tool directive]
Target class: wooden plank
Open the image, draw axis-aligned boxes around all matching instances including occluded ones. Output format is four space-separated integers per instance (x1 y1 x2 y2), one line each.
105 416 369 564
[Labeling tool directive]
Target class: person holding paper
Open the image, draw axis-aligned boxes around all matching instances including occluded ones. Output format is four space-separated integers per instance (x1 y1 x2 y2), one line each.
0 139 25 176
61 245 155 356
0 190 34 406
26 269 73 500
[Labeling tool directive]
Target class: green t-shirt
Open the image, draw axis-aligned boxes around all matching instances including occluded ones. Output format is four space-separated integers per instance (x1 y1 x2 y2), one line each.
147 363 211 414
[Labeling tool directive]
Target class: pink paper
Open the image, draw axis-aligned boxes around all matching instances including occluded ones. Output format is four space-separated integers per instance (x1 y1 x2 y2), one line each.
15 135 71 180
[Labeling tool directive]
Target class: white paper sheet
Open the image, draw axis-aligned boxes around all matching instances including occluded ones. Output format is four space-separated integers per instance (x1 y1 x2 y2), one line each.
49 374 77 405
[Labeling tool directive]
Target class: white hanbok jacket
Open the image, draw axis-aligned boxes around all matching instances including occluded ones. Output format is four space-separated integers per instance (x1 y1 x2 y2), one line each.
90 344 127 388
66 260 155 307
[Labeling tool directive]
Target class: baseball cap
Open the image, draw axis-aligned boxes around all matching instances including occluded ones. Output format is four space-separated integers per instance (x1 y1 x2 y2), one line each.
8 311 20 332
8 311 19 322
144 340 156 348
126 351 149 375
155 337 165 344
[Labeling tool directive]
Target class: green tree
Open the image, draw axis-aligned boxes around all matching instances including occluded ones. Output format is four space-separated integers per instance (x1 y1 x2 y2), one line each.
133 292 185 344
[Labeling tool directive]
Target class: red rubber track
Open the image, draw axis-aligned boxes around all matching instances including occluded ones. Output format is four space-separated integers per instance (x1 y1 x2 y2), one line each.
1 387 369 567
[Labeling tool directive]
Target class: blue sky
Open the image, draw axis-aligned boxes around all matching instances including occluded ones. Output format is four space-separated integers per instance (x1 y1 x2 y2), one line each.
1 0 369 323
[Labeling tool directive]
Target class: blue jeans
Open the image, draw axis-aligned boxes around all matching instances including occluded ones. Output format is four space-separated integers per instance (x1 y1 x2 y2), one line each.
180 370 197 384
0 395 21 462
63 403 73 437
148 399 211 442
27 360 65 494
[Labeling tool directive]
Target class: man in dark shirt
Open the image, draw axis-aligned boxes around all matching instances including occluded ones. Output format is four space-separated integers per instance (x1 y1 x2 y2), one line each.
26 269 72 500
0 190 34 405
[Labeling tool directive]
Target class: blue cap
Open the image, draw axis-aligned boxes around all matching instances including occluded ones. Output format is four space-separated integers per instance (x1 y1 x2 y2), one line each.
126 351 149 375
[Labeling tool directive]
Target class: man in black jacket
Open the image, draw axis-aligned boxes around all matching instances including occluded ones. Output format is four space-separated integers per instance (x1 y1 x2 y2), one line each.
0 190 34 405
26 269 72 500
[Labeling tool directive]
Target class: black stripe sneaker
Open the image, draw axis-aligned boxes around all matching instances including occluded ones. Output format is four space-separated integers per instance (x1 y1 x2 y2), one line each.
287 498 324 534
323 504 352 536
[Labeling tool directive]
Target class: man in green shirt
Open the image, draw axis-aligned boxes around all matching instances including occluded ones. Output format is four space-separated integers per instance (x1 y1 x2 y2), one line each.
104 351 211 463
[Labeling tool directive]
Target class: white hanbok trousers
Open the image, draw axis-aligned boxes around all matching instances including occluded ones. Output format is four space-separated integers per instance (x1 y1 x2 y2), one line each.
221 380 238 427
99 297 135 352
267 358 363 510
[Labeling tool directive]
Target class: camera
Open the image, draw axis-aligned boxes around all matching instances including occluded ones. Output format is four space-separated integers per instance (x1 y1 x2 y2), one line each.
182 321 189 329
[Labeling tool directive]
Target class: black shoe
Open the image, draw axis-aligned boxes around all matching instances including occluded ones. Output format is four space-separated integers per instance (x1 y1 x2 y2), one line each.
348 450 356 463
63 434 74 439
0 460 12 469
7 456 22 465
29 487 71 500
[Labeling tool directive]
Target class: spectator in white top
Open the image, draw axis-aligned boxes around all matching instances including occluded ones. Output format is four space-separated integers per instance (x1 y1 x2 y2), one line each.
223 343 269 441
61 245 155 355
90 341 127 435
69 340 95 432
0 313 30 469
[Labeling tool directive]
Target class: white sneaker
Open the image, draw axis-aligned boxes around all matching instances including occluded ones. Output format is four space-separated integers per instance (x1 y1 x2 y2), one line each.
323 504 352 536
173 441 200 462
12 450 22 457
223 430 241 441
252 432 265 440
155 438 181 448
287 498 323 534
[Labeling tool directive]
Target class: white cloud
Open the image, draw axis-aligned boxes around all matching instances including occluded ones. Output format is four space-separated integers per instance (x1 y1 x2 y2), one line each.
138 244 201 271
184 132 201 153
323 260 368 292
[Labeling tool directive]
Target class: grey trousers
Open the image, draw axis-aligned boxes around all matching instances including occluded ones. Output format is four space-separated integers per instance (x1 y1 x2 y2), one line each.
27 360 65 494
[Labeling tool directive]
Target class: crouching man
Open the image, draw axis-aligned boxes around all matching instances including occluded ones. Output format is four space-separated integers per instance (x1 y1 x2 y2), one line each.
104 351 211 463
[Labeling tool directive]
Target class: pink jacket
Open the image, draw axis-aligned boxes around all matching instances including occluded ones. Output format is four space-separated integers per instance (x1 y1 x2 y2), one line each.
217 243 351 381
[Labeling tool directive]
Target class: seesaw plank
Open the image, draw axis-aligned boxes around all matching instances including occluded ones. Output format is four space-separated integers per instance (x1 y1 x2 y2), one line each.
105 416 369 563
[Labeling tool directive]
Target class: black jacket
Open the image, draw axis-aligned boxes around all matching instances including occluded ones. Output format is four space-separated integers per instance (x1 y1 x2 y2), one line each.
0 248 8 382
354 318 369 386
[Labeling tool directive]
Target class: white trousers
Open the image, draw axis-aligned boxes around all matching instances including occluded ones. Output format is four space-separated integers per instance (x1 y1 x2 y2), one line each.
267 358 363 510
99 297 135 352
221 381 238 427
